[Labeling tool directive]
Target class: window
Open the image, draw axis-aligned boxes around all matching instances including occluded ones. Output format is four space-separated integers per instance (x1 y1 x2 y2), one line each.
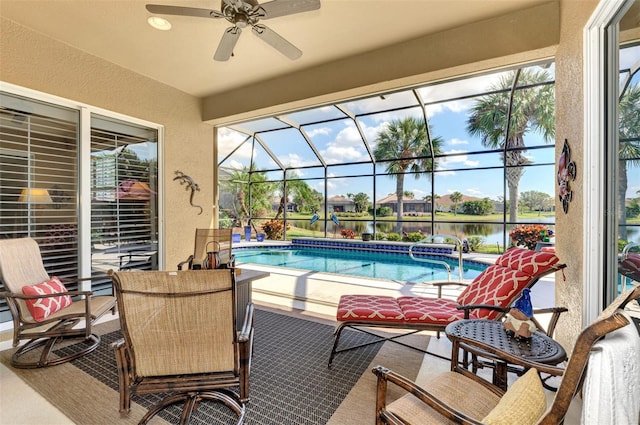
0 88 161 322
90 115 159 293
0 92 79 322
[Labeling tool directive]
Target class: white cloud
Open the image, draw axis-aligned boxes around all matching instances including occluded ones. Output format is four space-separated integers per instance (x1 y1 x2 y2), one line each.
319 121 385 163
448 138 469 146
411 188 427 197
437 170 456 176
226 159 244 170
466 188 484 196
282 153 320 169
306 126 331 137
218 128 251 159
438 150 480 168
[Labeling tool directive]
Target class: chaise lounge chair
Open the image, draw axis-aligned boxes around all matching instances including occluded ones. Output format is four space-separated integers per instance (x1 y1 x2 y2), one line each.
329 247 566 366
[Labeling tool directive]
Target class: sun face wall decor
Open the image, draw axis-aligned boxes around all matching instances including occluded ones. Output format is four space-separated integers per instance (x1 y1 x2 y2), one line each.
557 139 576 214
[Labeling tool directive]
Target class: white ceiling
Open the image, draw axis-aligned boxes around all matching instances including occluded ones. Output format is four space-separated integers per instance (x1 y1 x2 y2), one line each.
0 0 547 98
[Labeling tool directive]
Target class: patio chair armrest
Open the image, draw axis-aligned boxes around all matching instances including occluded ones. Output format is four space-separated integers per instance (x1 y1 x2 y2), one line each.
531 306 568 337
177 255 195 270
456 304 509 318
60 275 109 284
10 290 94 300
238 302 255 342
432 281 470 298
372 365 487 425
111 338 126 351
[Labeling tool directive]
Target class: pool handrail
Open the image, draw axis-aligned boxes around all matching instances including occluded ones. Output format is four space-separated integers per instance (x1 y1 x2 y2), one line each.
408 234 463 282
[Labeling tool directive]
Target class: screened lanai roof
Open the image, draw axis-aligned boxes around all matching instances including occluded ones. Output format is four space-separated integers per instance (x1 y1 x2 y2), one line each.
217 60 556 180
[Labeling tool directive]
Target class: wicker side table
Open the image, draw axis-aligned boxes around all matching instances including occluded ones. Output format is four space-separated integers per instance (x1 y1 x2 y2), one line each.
445 319 567 390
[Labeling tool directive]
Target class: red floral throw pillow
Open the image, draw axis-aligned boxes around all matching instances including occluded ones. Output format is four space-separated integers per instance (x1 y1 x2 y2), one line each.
22 276 73 322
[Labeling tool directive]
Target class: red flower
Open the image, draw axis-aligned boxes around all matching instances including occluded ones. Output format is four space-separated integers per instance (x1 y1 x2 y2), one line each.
509 224 553 250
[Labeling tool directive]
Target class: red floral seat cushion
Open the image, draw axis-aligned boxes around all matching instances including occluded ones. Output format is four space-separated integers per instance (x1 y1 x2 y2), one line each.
336 295 405 322
495 247 559 276
22 276 73 322
397 296 472 324
456 265 532 320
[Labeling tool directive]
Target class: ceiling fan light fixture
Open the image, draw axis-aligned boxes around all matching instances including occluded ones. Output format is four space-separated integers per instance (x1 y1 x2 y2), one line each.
147 16 172 31
234 13 249 28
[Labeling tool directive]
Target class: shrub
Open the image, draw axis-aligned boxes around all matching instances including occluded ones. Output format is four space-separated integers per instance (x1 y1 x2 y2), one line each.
619 239 630 253
375 232 387 240
403 232 424 242
340 228 355 239
509 224 553 250
466 236 485 252
375 206 393 217
386 232 401 241
261 219 290 240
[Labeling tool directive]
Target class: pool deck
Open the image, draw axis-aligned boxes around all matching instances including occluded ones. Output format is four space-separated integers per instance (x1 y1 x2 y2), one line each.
234 240 557 321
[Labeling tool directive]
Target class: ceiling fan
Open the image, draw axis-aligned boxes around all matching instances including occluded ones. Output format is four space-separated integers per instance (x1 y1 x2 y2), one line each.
145 0 321 61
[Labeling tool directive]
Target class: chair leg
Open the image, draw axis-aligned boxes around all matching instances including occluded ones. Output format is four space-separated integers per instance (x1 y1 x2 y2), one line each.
11 334 100 369
328 323 348 367
139 390 245 425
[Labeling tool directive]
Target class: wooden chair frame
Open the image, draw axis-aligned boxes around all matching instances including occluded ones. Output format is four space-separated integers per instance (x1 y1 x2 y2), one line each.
372 285 640 425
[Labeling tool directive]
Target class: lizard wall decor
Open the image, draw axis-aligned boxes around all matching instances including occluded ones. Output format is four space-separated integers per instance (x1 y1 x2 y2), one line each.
173 170 203 215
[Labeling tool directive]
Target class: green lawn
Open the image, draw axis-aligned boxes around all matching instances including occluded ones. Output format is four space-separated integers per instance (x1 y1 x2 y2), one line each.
280 211 555 222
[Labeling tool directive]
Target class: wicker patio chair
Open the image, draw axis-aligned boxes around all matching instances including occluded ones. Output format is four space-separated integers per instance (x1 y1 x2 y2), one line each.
372 284 640 425
110 269 253 425
329 247 566 366
177 228 235 270
0 237 116 368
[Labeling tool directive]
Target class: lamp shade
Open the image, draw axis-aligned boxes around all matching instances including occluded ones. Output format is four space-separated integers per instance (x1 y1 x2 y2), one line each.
19 188 53 204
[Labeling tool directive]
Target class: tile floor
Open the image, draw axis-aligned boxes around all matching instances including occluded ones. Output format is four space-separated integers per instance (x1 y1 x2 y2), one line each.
0 268 602 425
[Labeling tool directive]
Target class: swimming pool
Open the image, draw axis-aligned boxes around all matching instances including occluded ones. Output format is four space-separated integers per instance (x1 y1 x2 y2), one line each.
234 246 486 283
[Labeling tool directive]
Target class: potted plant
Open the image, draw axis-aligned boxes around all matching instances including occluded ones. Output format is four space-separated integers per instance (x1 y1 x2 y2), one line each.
340 229 355 239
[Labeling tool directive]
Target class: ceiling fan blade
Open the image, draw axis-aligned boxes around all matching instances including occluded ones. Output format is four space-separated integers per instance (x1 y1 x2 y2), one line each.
257 0 320 19
145 4 224 19
214 27 242 61
252 24 302 60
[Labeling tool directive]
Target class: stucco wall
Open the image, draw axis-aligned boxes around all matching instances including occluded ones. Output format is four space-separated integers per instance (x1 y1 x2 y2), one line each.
553 0 599 351
0 17 214 270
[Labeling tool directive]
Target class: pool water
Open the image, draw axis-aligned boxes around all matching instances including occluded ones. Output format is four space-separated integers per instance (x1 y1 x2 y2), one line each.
234 247 486 282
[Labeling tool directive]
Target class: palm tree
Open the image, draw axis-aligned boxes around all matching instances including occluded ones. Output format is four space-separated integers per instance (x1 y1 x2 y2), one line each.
220 166 274 227
618 82 640 240
466 69 555 222
424 193 441 213
449 191 463 215
374 117 443 232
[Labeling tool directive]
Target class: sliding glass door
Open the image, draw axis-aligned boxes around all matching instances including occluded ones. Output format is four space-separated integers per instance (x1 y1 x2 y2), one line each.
0 87 161 320
90 115 158 294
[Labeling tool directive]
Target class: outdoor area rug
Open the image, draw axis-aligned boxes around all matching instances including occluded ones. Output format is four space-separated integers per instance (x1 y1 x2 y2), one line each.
1 308 386 424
